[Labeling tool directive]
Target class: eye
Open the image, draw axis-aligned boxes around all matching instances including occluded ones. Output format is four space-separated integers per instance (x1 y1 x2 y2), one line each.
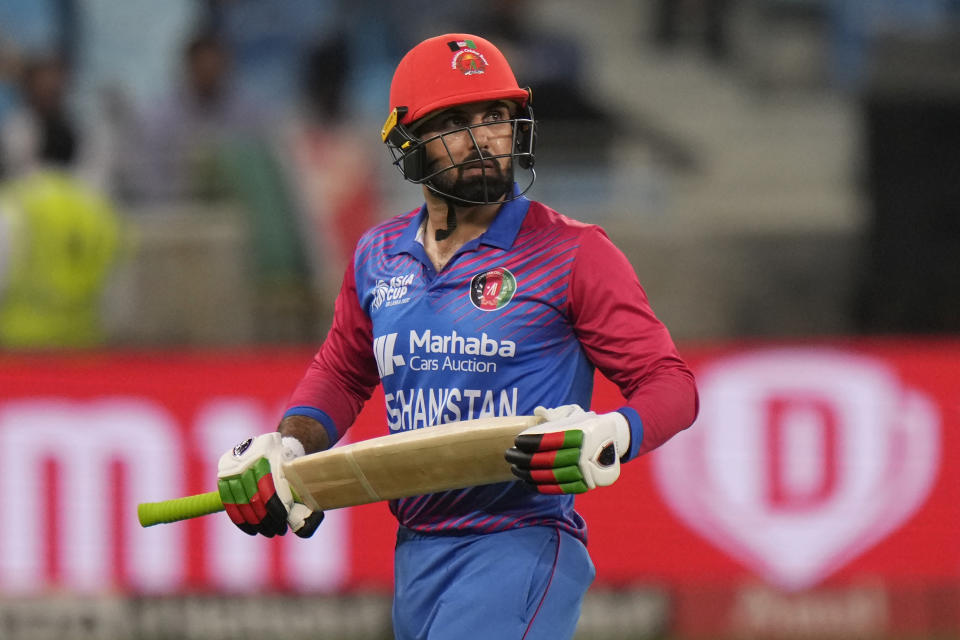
443 115 468 129
485 108 509 122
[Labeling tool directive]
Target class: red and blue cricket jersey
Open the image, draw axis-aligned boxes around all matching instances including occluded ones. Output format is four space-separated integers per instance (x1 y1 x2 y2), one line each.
284 189 698 542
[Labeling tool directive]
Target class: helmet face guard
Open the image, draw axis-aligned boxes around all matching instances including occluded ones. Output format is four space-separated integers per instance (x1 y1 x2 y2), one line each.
381 103 536 205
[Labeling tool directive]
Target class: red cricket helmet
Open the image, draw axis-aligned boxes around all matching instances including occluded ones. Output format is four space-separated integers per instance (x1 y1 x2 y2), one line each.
381 34 536 206
388 34 530 126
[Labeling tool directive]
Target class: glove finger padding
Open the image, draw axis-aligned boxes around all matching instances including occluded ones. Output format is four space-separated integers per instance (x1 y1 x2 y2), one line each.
217 457 288 537
218 433 321 537
288 503 324 539
217 475 257 536
514 428 585 455
506 410 631 494
509 462 589 495
505 429 589 494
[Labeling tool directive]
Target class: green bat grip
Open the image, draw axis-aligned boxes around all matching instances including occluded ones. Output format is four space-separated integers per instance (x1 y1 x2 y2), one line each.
138 491 224 527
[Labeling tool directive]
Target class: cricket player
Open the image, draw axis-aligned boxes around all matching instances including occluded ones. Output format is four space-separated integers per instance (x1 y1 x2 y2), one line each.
216 34 698 639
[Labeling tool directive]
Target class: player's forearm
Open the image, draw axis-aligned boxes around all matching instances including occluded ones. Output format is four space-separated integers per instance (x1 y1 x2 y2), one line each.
284 354 374 446
278 414 330 454
621 366 698 457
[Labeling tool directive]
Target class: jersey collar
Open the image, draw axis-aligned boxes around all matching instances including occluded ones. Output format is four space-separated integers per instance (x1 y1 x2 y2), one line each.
480 184 530 250
388 183 530 257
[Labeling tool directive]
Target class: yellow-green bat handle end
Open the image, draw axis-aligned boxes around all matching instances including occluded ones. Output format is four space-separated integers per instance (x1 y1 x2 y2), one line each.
138 491 224 527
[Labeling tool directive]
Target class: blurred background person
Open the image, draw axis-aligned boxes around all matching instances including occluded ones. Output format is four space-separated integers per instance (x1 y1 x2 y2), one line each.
0 170 120 349
1 55 78 173
0 54 115 191
128 29 268 204
0 2 123 350
279 34 380 317
199 0 334 110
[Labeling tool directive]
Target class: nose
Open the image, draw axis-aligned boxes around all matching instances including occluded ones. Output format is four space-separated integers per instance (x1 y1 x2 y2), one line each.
468 117 494 149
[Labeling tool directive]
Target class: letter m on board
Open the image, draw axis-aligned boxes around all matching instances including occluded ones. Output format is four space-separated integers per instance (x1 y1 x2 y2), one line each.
374 333 405 377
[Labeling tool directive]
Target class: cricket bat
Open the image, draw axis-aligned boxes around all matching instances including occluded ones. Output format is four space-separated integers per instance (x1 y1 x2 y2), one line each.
138 414 543 527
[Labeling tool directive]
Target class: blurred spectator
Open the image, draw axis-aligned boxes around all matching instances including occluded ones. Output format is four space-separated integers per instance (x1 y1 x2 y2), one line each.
0 55 114 190
0 0 80 131
129 29 268 203
73 0 198 113
0 33 21 134
0 56 76 173
280 34 379 301
0 170 120 348
0 53 114 191
201 0 335 110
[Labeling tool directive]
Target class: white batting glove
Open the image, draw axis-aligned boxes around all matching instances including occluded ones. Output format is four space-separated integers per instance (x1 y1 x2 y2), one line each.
217 433 323 538
505 406 631 494
531 404 586 422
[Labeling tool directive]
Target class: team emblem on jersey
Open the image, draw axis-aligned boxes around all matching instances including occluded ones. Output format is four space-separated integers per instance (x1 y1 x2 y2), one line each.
448 39 488 76
470 267 516 311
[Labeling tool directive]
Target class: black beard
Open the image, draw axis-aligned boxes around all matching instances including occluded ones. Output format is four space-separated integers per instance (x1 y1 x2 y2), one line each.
430 160 514 204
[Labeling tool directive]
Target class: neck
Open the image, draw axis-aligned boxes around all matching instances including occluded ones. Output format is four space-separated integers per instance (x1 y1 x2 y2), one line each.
423 189 501 244
420 188 502 271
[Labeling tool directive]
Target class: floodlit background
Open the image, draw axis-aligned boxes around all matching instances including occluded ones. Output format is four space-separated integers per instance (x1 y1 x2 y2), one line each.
1 1 958 639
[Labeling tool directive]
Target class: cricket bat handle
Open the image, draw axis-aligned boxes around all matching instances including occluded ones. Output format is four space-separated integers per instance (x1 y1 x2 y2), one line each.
138 491 224 527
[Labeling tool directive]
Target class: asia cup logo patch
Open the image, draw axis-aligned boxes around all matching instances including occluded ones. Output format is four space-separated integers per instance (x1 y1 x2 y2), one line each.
372 281 390 309
372 273 414 310
470 267 516 311
447 39 488 76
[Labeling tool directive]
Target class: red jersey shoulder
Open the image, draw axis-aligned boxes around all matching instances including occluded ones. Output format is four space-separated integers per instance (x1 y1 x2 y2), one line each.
521 200 610 247
522 200 597 235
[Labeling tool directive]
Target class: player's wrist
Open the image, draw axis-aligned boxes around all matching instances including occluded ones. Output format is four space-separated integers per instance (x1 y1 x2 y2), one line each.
279 412 332 453
613 407 644 462
608 411 631 461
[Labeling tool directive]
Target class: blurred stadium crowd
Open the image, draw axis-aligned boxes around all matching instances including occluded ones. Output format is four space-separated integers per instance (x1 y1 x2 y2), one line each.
0 0 958 350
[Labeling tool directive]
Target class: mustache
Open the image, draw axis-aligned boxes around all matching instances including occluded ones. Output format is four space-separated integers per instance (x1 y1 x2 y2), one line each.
459 151 500 172
462 150 493 163
427 150 502 175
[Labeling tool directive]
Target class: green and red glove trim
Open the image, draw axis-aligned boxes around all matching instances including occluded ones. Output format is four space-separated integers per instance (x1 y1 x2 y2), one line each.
217 457 289 537
505 429 590 494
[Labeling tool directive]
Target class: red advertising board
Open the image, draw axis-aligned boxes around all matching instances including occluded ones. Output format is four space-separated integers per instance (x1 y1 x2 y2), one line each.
1 340 958 634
